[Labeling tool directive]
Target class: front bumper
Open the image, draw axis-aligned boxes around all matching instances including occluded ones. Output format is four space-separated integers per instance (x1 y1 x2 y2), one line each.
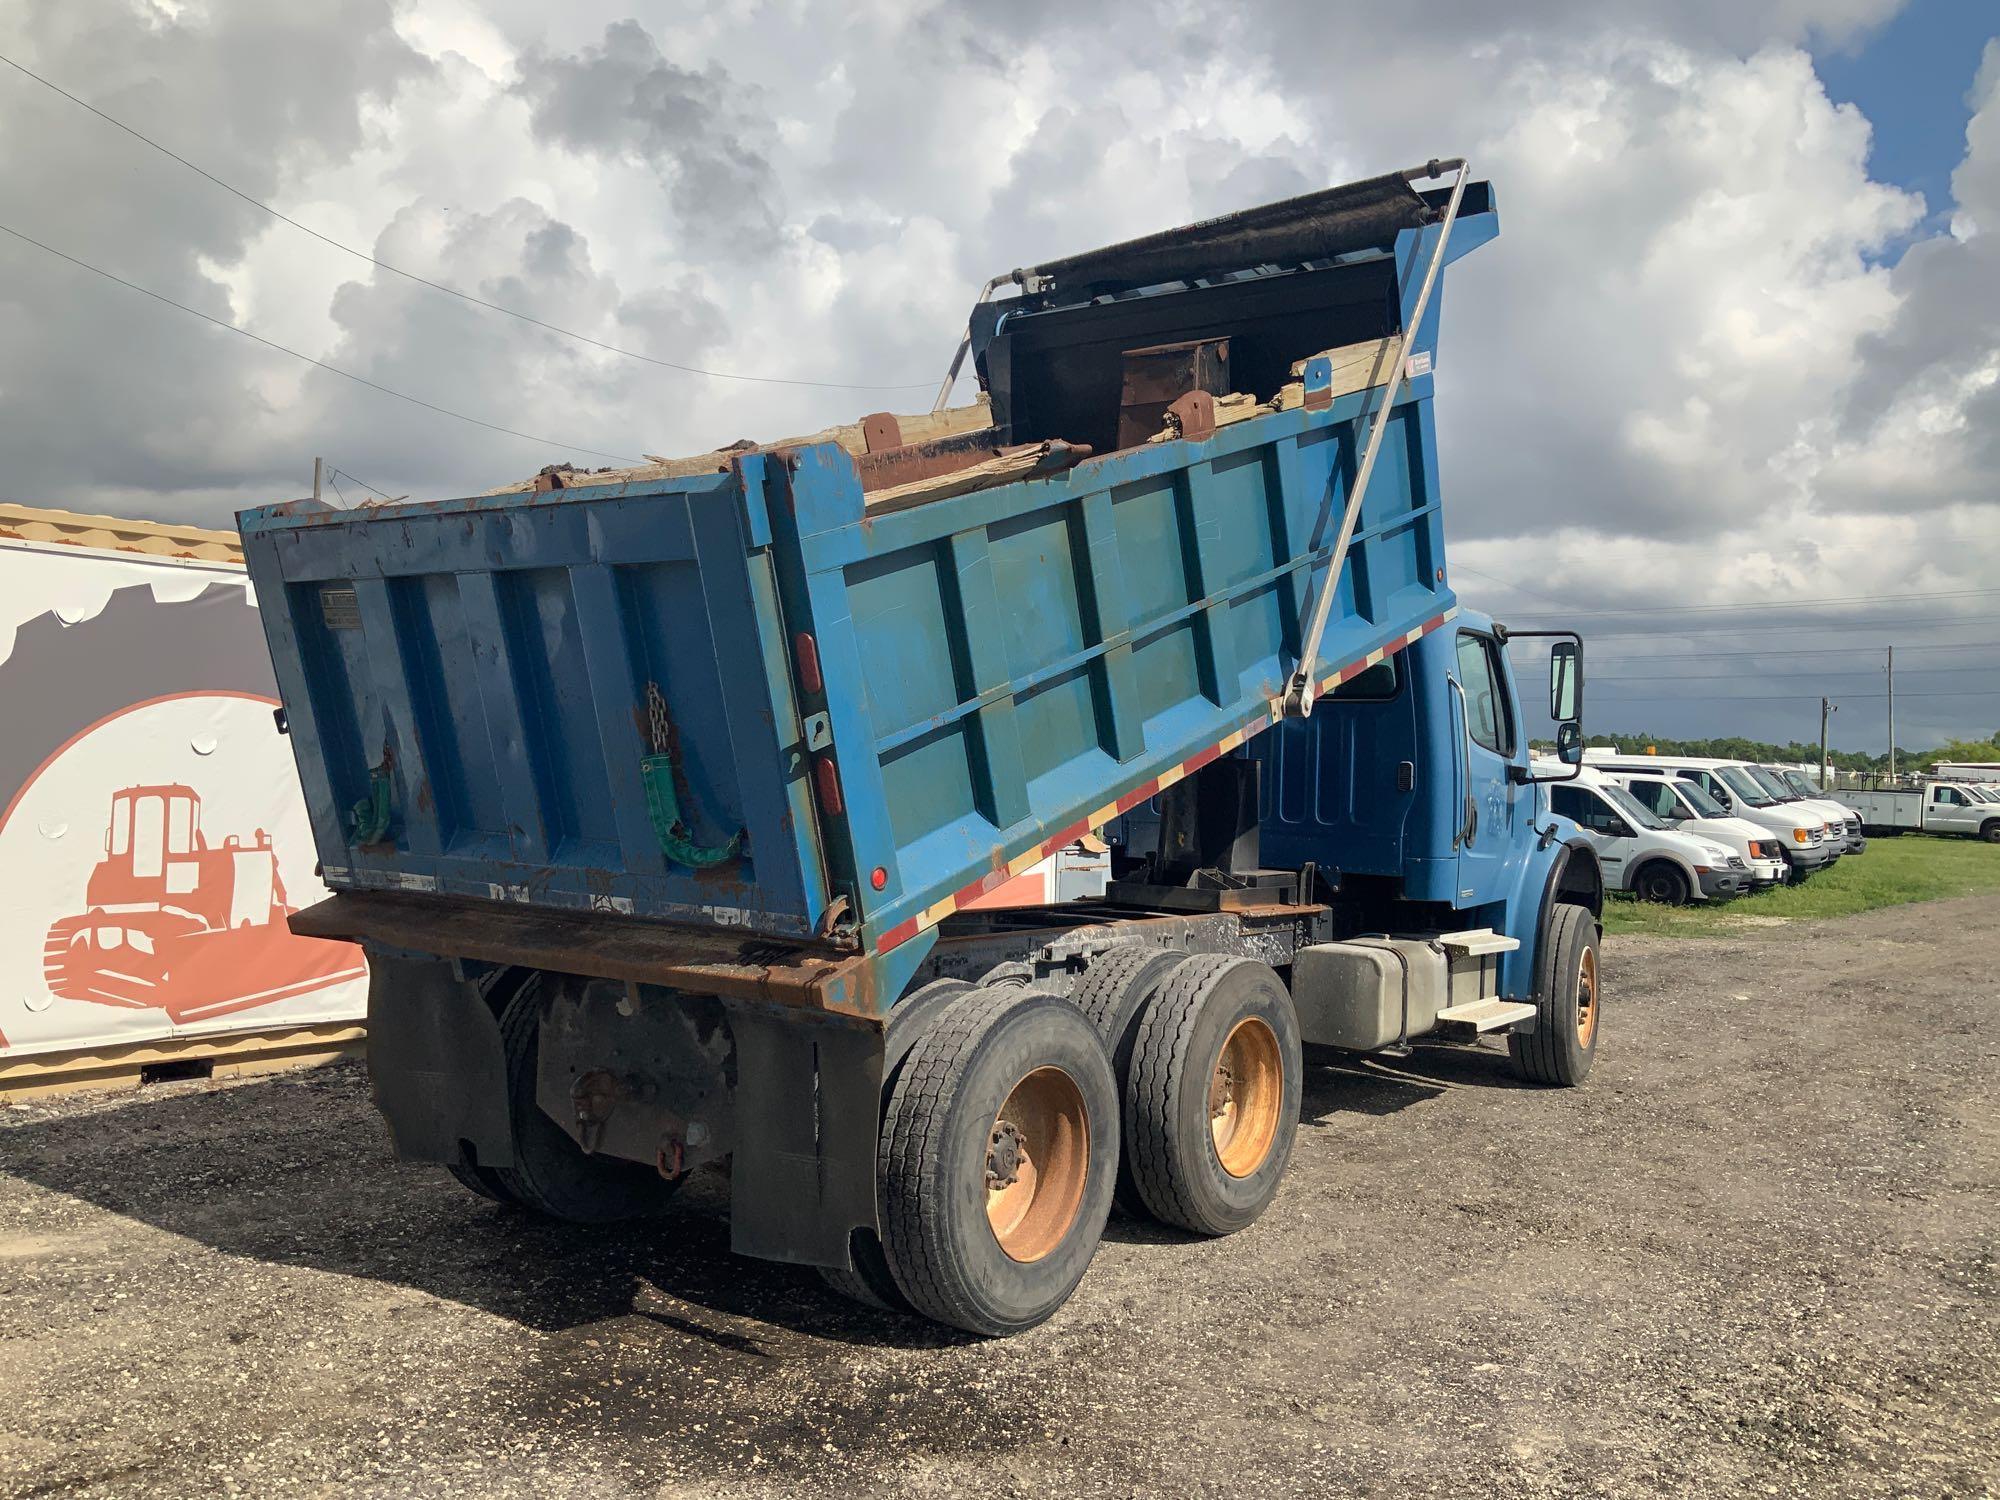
1697 869 1745 899
1749 860 1787 888
1786 841 1836 872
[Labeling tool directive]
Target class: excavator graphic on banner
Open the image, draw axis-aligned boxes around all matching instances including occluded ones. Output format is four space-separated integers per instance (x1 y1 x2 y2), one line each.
43 783 365 1022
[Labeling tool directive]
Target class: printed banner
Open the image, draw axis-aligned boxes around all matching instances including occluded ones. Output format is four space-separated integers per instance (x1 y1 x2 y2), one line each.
0 537 366 1058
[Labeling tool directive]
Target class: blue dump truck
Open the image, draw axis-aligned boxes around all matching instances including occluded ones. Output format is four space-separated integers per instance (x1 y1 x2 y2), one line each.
240 160 1603 1337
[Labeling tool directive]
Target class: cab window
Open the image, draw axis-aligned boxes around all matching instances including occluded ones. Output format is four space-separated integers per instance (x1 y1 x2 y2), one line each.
1939 787 1967 806
1453 633 1514 756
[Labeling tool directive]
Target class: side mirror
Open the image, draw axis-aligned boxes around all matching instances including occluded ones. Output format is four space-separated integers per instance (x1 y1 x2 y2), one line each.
1555 721 1583 765
1549 640 1582 722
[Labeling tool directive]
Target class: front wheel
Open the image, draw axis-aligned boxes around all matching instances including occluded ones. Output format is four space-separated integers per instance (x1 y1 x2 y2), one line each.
1981 820 2000 845
1633 862 1691 905
877 988 1118 1336
1508 903 1600 1087
1124 955 1301 1237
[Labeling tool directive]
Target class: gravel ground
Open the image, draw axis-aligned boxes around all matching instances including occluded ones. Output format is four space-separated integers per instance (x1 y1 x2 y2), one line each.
2 896 1995 1499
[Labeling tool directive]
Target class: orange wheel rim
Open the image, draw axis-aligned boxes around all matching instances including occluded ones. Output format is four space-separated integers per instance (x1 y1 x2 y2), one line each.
1210 1017 1284 1178
985 1066 1089 1263
1575 947 1599 1048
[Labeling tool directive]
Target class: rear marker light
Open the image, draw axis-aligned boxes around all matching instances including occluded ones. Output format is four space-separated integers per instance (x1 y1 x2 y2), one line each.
814 755 844 816
794 632 824 696
870 866 888 890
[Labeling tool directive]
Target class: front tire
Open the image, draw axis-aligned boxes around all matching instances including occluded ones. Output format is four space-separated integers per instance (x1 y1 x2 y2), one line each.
1633 861 1691 905
1124 955 1302 1237
877 988 1118 1337
1981 820 2000 844
1508 903 1600 1087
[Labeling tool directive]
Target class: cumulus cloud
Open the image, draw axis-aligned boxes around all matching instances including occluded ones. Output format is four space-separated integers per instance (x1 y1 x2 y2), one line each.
512 20 782 255
0 0 1994 744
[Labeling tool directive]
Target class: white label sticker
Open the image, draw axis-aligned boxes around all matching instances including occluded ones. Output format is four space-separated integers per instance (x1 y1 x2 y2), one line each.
1405 350 1434 378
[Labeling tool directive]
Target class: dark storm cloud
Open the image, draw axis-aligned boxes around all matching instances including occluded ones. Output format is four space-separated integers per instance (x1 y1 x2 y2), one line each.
512 20 781 255
0 0 429 514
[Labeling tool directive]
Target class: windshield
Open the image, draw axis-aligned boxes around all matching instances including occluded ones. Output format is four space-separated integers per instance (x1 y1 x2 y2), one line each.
1676 780 1728 817
1779 770 1819 797
1717 766 1776 806
1748 767 1800 801
1965 785 1998 802
1599 783 1669 831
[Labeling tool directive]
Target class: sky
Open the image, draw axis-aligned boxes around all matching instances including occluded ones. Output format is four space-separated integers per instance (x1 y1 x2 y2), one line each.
0 0 1995 754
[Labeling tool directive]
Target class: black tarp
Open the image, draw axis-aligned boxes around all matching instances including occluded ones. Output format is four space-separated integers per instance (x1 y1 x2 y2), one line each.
1024 172 1442 301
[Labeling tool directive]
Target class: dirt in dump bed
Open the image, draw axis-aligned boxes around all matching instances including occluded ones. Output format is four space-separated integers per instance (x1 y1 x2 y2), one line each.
1 895 1995 1499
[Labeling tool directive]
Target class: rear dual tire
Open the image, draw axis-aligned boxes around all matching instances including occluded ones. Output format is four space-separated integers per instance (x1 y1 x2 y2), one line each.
1122 955 1302 1237
874 988 1119 1337
450 973 681 1224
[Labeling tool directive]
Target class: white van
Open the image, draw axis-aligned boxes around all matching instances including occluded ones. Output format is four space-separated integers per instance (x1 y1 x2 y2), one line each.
1768 767 1867 852
1542 765 1750 904
1597 769 1788 890
1582 752 1837 882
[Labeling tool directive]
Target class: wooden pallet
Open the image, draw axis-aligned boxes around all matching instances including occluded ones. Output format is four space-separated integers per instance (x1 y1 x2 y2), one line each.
0 1023 365 1102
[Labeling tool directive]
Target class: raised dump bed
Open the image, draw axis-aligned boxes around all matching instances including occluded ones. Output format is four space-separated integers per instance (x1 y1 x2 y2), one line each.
240 166 1491 1006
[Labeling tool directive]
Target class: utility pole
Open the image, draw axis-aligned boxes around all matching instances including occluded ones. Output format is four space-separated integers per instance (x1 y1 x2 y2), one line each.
1820 697 1836 790
1886 645 1896 782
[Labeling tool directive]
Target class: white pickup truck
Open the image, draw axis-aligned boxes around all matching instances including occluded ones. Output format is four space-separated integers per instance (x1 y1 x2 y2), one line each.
1835 782 2000 842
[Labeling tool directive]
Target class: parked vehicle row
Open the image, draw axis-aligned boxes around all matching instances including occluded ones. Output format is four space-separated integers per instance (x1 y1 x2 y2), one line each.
1544 751 1875 905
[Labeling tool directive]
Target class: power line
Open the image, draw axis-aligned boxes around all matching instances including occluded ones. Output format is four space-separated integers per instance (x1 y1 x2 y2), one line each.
1574 614 2000 640
1597 664 1997 684
1592 689 2000 703
1577 641 2000 664
328 465 395 501
0 220 639 463
0 51 932 394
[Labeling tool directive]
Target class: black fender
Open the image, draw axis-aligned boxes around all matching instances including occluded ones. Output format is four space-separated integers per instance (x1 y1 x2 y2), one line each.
1535 836 1603 970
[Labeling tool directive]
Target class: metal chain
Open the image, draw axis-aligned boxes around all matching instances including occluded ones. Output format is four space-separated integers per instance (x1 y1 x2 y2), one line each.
646 682 670 756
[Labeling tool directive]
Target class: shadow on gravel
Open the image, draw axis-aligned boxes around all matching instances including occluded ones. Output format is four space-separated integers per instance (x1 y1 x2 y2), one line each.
0 1065 968 1353
1299 1040 1530 1123
1 1044 1537 1353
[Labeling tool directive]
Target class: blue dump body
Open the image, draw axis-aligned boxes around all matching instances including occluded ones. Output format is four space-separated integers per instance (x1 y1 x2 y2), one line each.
240 180 1501 1013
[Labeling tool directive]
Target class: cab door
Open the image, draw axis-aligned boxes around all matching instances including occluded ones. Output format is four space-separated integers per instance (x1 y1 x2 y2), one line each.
1932 785 1976 832
1449 630 1522 904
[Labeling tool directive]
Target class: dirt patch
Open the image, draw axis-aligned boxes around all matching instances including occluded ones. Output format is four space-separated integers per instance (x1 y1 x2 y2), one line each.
2 896 1995 1498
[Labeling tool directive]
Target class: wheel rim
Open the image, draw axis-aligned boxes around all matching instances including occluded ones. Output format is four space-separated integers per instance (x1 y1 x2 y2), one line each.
985 1066 1089 1264
1210 1017 1284 1178
1574 947 1599 1049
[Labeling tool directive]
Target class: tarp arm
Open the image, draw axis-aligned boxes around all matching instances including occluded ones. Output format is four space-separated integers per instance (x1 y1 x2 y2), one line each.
932 270 1045 413
1282 157 1471 718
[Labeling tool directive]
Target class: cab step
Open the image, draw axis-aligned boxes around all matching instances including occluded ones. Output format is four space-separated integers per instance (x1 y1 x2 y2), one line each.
1437 928 1521 958
1432 997 1537 1039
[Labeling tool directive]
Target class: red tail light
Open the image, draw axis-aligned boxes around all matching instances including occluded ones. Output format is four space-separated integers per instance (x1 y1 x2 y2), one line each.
793 632 824 695
814 755 844 816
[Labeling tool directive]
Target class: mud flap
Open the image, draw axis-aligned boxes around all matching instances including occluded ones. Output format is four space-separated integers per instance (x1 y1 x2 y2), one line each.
723 999 882 1270
364 951 513 1168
